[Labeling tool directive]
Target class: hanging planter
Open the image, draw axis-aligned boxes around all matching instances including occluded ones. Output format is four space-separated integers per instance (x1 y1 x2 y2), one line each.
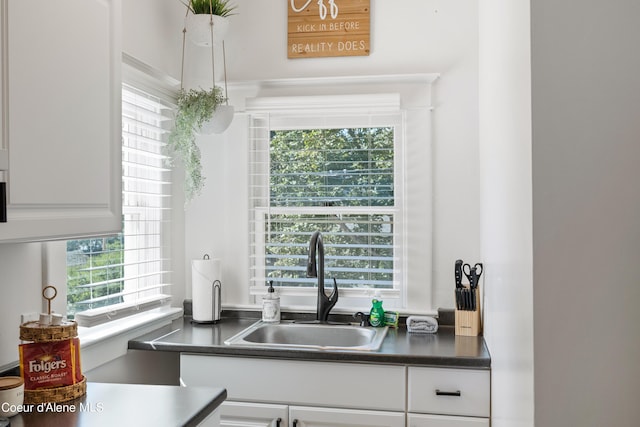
185 14 229 47
200 104 235 135
167 87 226 202
199 38 234 135
182 0 237 47
171 0 236 204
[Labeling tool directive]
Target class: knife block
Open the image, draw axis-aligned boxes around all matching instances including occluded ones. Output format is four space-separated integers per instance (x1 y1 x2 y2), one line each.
455 287 482 336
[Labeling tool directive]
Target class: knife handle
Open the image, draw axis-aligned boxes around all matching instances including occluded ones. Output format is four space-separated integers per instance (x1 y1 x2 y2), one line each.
455 259 463 288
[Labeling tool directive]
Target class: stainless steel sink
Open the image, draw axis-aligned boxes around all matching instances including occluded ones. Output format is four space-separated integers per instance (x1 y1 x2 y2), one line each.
224 321 388 351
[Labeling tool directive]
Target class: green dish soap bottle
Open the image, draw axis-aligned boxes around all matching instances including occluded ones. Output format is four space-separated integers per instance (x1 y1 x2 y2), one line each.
369 298 385 327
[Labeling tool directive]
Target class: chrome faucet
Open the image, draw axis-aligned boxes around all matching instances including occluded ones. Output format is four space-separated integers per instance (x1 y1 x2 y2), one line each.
306 231 339 322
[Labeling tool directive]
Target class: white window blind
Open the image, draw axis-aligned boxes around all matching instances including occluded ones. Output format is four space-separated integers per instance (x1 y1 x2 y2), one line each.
248 99 405 300
66 84 175 326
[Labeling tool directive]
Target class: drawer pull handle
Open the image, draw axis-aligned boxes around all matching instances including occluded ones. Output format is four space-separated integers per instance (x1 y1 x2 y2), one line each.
275 418 281 427
435 389 461 397
0 182 6 223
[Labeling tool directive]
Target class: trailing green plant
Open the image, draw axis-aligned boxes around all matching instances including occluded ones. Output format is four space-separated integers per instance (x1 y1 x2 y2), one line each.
181 0 237 16
167 86 226 203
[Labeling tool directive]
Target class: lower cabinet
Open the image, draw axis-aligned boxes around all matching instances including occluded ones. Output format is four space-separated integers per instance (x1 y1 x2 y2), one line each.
220 401 287 427
407 366 490 426
408 413 490 427
199 408 222 426
407 367 490 418
181 354 490 427
219 402 405 427
289 406 405 427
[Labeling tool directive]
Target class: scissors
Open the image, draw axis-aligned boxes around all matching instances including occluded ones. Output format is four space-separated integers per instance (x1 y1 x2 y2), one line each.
463 262 483 288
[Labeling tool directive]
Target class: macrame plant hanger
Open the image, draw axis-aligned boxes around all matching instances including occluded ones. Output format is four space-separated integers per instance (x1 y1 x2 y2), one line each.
179 1 233 133
180 1 217 92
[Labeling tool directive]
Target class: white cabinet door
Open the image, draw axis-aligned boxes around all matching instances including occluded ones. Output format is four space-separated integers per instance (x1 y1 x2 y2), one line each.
198 408 221 427
221 401 288 427
0 0 122 242
408 413 489 427
0 2 5 179
290 406 405 427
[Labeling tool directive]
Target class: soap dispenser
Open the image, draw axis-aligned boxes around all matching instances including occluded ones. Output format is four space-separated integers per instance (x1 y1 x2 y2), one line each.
369 294 385 327
262 281 280 323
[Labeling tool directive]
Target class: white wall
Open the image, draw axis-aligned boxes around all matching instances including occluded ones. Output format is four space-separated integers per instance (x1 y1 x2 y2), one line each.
478 1 534 426
0 244 44 367
183 0 481 313
531 1 640 425
122 0 184 82
0 0 482 363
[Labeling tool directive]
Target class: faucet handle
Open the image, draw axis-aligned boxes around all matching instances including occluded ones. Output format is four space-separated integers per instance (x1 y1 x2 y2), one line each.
329 277 339 302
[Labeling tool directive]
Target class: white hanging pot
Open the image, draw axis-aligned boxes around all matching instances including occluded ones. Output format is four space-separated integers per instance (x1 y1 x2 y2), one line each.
199 105 235 134
185 14 230 47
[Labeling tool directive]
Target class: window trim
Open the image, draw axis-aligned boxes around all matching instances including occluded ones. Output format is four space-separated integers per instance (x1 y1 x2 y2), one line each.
247 95 407 307
245 93 401 115
46 59 181 335
39 94 182 371
66 83 176 327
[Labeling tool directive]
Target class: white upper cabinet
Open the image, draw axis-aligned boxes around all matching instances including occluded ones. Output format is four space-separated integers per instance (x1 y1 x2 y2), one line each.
0 0 122 242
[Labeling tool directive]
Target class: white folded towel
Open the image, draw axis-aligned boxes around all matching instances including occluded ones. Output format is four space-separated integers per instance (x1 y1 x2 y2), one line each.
406 315 438 334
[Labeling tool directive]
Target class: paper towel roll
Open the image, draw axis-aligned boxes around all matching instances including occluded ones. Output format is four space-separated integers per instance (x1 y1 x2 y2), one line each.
192 257 222 322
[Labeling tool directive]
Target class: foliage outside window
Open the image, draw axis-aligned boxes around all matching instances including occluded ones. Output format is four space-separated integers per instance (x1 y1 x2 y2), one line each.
66 236 125 318
251 123 400 294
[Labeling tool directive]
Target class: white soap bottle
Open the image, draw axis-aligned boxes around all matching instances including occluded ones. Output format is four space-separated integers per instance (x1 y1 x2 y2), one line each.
262 281 280 323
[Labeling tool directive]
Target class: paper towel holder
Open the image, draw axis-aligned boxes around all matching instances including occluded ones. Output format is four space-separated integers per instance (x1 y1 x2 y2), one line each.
191 277 222 324
191 254 223 324
207 253 222 323
211 279 222 322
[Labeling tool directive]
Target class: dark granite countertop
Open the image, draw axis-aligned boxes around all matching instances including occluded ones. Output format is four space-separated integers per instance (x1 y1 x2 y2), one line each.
7 382 226 427
128 315 491 369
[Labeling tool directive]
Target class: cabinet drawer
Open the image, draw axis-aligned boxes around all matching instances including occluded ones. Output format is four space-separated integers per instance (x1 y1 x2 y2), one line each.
290 406 405 427
408 413 489 427
408 367 490 417
181 354 406 411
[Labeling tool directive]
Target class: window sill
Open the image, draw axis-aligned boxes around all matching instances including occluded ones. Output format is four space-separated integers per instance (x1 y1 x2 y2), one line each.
78 306 183 371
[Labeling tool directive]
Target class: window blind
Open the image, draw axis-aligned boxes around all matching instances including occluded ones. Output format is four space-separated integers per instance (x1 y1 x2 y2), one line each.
248 109 404 297
67 84 175 326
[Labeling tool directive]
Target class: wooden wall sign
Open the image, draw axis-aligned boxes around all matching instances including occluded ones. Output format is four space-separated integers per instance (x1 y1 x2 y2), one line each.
288 0 370 59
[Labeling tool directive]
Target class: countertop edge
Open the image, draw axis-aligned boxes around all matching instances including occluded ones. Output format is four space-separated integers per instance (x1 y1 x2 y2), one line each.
127 317 491 369
129 340 490 369
186 386 228 427
7 382 227 427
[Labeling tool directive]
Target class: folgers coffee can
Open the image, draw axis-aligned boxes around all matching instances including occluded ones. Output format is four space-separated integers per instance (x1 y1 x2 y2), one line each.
18 338 83 390
0 376 24 417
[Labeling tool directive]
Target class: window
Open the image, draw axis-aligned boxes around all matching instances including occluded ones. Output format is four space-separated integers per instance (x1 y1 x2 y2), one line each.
66 84 175 326
248 94 406 305
266 127 396 289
